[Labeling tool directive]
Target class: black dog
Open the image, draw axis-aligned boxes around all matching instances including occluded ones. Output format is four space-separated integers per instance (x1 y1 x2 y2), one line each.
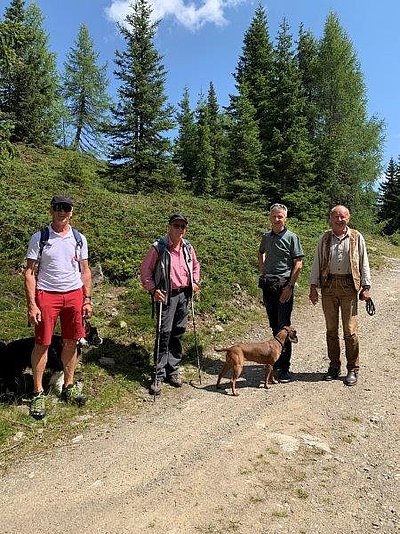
0 322 102 399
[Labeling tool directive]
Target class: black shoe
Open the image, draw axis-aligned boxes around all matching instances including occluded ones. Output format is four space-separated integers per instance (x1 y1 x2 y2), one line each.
167 375 183 388
323 367 340 381
149 380 162 395
278 370 292 383
344 370 358 386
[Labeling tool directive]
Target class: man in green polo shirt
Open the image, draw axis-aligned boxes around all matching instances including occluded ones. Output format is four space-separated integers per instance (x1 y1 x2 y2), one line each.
258 203 304 382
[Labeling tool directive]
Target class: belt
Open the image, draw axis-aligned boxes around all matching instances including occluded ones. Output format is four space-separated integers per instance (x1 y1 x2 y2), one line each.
171 287 188 296
328 273 352 279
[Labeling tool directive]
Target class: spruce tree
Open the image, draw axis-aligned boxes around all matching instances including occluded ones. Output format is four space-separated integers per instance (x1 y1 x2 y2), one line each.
232 4 274 188
192 98 214 196
173 87 197 185
109 0 175 191
63 24 110 154
378 157 400 234
206 82 227 195
0 0 62 145
234 4 274 133
264 19 316 217
226 82 262 205
315 12 383 209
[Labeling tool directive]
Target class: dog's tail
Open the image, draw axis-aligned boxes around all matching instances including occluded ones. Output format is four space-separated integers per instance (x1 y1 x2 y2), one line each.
214 347 229 353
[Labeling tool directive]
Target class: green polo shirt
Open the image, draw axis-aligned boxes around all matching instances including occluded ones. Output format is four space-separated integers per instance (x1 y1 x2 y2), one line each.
259 228 304 278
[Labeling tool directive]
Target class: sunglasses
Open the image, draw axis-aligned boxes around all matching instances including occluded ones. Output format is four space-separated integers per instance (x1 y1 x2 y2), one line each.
52 202 72 212
172 223 187 229
269 203 287 212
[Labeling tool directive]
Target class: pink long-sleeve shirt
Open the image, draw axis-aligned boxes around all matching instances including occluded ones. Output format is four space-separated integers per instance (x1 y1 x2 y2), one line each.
140 237 200 292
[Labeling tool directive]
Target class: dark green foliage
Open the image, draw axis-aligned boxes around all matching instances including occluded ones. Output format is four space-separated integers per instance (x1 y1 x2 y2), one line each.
206 82 227 195
234 3 274 147
173 86 197 184
226 82 262 204
263 19 315 218
0 0 62 145
108 0 175 191
378 157 400 234
192 98 214 195
63 24 110 154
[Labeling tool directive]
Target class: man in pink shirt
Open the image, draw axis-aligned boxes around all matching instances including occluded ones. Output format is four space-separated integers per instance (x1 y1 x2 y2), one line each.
140 213 200 395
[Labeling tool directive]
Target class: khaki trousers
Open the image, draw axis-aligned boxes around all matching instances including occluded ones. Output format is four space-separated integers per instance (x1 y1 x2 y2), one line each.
321 276 359 371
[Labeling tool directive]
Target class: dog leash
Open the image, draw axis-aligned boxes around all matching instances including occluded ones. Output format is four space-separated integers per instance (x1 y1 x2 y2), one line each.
365 297 376 316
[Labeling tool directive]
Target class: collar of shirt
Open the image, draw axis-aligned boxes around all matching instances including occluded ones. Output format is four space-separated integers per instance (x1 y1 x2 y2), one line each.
332 227 349 241
269 227 287 237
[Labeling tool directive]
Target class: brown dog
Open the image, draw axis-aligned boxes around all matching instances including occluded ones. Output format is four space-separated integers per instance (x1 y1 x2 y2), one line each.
215 326 298 396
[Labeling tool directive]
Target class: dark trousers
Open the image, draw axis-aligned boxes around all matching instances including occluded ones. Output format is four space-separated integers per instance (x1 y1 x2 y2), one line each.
262 288 294 372
154 292 188 381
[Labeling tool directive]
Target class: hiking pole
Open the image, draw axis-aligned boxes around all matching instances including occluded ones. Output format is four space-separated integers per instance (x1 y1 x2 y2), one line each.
153 301 163 402
191 296 202 385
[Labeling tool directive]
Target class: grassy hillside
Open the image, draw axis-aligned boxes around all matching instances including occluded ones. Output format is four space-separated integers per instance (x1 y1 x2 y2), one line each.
0 145 399 459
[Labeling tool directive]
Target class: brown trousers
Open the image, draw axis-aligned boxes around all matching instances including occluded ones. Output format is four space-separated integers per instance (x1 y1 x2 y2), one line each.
321 275 359 371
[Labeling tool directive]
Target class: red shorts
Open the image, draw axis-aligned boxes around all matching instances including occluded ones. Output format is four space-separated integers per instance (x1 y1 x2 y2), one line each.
35 289 86 345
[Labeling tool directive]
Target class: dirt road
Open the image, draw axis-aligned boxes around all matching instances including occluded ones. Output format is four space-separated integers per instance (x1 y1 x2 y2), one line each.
1 259 399 534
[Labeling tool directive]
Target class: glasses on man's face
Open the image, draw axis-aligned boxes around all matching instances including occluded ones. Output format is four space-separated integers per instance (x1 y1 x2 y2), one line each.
52 203 72 212
172 223 187 230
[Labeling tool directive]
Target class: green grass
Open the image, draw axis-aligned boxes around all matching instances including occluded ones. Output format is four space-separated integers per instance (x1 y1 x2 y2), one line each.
1 144 399 464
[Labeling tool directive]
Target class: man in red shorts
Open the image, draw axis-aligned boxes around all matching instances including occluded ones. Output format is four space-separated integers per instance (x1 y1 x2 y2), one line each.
24 195 92 418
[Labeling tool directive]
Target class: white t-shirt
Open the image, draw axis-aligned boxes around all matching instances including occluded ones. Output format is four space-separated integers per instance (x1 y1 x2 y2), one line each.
26 225 89 292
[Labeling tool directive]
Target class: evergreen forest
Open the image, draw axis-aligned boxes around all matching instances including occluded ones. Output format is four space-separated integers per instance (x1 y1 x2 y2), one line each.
0 0 399 231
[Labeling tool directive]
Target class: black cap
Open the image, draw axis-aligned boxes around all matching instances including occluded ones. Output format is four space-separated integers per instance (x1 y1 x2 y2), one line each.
51 194 74 207
168 212 188 225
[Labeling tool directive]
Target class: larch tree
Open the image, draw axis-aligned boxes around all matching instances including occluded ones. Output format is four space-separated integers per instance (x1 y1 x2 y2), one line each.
314 12 383 210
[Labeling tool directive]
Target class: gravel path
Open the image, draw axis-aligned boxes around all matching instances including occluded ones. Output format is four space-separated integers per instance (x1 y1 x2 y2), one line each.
1 258 399 534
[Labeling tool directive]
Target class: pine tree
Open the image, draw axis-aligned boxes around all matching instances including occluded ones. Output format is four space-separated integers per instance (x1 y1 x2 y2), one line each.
264 19 316 217
226 82 262 204
315 12 383 209
0 0 62 145
173 87 197 184
108 0 175 191
63 24 110 154
378 157 400 234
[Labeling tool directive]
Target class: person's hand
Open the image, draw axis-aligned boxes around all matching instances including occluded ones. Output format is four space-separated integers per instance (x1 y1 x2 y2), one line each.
193 282 200 294
153 289 166 302
309 286 319 305
83 302 93 319
28 304 41 325
279 285 293 303
359 288 370 301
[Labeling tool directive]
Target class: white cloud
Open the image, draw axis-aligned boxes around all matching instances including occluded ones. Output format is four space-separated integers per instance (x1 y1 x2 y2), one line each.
105 0 245 31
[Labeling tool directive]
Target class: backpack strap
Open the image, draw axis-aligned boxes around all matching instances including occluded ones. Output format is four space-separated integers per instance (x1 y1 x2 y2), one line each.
37 226 83 272
38 226 50 264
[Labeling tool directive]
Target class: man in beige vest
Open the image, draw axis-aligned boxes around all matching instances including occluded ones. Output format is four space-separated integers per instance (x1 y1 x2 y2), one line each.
309 205 371 386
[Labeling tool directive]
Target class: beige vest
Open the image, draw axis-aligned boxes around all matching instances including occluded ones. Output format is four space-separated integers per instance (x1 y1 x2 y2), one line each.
320 228 361 291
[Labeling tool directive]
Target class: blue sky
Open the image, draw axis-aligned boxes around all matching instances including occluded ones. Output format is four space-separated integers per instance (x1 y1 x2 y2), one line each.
1 0 399 171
